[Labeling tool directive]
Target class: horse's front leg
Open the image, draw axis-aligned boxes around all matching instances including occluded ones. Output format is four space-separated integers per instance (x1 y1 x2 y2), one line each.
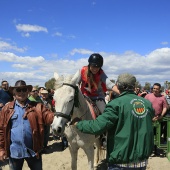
82 145 94 170
94 137 107 167
94 139 100 167
68 145 78 170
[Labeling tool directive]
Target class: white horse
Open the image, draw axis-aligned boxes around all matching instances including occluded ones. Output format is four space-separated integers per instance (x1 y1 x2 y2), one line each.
51 71 103 170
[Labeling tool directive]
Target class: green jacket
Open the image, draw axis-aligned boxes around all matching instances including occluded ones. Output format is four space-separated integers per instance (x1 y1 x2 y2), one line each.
76 91 154 164
28 95 43 103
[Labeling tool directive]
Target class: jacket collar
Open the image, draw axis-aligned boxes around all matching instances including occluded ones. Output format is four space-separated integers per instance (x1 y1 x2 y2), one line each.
119 90 136 97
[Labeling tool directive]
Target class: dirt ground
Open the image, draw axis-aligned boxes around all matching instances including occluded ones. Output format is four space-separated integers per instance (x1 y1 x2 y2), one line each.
1 135 170 170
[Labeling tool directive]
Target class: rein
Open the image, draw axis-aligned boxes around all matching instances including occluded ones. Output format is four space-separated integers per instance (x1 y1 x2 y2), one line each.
54 83 80 121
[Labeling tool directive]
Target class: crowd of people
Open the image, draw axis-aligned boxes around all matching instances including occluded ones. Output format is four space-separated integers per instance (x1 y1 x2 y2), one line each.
0 53 170 170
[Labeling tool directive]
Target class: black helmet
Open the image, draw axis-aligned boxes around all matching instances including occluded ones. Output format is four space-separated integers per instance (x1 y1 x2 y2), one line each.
88 53 103 67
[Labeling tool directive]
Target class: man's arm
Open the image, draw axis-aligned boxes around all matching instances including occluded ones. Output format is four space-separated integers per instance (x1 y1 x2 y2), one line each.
161 97 169 117
160 107 167 118
75 103 118 135
112 85 120 95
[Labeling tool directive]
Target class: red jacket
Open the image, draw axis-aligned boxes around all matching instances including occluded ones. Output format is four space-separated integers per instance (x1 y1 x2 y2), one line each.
80 66 107 97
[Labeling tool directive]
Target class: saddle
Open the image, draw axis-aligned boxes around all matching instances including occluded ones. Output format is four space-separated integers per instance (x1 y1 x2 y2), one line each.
84 95 101 119
84 95 107 150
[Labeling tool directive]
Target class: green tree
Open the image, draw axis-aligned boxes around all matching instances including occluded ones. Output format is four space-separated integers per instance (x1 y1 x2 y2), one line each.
135 80 141 89
143 82 151 91
34 85 39 89
168 82 170 89
45 78 56 89
164 81 170 89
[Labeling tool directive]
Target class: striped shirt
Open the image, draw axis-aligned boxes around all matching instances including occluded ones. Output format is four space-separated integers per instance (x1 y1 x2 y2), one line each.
109 160 148 168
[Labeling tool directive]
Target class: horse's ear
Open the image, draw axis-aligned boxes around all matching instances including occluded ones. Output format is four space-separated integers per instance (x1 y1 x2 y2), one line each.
71 70 81 85
54 72 59 81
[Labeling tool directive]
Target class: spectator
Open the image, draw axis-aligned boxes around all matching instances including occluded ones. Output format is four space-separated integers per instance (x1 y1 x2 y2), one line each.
138 88 148 98
47 89 54 101
0 80 54 170
0 80 13 111
28 87 43 103
134 87 141 95
38 87 45 100
71 73 154 170
165 89 170 116
145 83 168 152
41 89 54 112
40 89 55 152
145 83 167 121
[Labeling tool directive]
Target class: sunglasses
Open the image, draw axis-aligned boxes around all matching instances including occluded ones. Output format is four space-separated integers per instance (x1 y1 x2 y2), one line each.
16 88 28 93
32 90 38 93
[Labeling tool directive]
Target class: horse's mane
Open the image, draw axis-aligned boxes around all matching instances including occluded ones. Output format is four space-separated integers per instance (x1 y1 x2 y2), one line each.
54 74 74 90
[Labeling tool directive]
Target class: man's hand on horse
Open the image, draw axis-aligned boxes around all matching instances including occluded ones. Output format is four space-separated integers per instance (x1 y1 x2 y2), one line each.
70 117 82 125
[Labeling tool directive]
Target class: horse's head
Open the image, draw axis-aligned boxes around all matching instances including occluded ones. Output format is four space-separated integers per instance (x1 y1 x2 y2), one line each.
51 70 81 136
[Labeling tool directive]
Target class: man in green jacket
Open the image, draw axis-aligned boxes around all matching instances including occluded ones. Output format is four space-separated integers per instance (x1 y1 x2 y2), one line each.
72 73 154 170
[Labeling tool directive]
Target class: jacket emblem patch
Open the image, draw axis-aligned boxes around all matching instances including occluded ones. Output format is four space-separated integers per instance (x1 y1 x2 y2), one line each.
131 99 147 118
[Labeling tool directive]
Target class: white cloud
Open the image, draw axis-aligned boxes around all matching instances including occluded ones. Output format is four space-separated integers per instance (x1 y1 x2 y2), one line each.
16 24 48 33
0 72 47 86
0 52 45 64
0 41 26 52
1 47 170 87
147 48 170 64
53 32 62 37
53 32 76 40
21 32 30 37
70 48 94 55
161 41 168 45
12 64 33 69
67 34 76 39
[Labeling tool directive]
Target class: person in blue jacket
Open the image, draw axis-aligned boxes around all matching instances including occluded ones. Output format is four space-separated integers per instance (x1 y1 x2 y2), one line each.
0 80 13 111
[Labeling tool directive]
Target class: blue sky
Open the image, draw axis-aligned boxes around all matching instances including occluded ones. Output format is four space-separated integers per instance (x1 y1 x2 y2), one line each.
0 0 170 87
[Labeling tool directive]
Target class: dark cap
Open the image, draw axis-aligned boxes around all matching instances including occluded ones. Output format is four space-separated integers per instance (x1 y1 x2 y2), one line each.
9 80 32 93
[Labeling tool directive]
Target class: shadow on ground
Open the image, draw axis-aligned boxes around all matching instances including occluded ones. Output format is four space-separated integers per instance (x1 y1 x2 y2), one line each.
0 159 9 170
96 159 107 170
150 147 166 158
42 140 66 155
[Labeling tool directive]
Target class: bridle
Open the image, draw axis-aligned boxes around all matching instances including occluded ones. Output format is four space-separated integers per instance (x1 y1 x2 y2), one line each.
54 83 80 122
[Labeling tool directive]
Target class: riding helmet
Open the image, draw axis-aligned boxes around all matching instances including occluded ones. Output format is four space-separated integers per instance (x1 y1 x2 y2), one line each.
88 53 103 67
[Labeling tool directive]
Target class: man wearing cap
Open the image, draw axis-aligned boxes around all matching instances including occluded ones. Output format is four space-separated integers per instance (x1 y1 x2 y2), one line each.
71 73 155 170
0 80 54 170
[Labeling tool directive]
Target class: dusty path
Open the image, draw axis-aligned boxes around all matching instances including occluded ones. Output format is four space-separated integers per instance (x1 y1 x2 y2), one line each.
1 137 170 170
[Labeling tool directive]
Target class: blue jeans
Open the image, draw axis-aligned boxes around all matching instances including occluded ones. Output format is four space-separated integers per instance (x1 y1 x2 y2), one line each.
9 156 42 170
108 165 146 170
